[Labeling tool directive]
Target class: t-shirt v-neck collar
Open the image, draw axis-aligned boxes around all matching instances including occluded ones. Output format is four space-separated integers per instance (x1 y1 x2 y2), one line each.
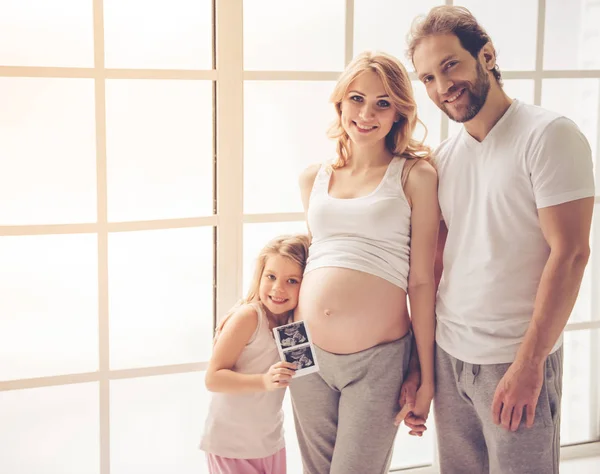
459 99 521 149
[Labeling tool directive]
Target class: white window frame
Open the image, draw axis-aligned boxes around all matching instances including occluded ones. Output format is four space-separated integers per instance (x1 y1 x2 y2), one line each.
0 0 599 472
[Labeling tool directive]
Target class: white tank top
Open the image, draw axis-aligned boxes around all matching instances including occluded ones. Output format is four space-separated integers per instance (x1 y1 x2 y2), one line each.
305 156 411 290
199 303 286 459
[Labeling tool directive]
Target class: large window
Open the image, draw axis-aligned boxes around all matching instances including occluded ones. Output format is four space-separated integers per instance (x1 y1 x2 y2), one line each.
1 1 599 473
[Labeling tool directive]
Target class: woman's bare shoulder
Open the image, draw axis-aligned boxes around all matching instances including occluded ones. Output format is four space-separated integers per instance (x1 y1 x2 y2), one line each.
299 163 322 191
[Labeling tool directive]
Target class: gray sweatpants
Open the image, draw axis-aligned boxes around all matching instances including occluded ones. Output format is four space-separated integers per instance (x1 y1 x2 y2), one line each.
435 344 563 474
289 333 412 474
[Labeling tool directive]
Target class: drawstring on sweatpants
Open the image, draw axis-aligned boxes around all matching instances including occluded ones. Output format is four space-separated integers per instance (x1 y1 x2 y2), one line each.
472 364 480 384
455 359 464 384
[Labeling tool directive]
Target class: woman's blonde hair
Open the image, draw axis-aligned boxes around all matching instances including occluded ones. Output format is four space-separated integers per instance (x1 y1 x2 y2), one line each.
328 51 431 169
216 234 310 334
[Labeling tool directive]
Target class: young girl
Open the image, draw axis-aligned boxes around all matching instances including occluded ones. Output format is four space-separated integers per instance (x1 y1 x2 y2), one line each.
200 234 310 474
291 51 440 474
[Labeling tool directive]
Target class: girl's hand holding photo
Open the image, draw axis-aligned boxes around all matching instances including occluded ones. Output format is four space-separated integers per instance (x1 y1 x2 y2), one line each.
263 361 297 390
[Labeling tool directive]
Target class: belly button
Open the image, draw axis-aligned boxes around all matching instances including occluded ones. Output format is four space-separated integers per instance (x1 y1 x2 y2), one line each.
324 309 331 316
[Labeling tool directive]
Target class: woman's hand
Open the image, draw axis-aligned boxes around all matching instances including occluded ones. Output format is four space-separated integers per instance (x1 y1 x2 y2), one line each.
395 377 433 437
395 368 420 426
262 361 297 391
412 384 434 423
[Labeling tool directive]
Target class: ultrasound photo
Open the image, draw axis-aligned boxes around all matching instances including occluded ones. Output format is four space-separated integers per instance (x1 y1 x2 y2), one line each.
273 320 319 377
283 345 316 370
275 321 308 349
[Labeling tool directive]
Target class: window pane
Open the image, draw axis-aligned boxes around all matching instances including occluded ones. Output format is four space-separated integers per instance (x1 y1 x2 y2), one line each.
0 0 93 67
282 392 302 474
542 79 599 191
458 0 538 71
0 234 98 381
0 78 97 225
413 80 442 148
544 0 600 70
353 0 443 70
244 81 336 214
106 80 213 222
391 415 435 469
109 227 214 369
242 222 308 297
561 457 600 473
0 383 99 474
570 208 596 323
503 79 535 105
111 373 208 474
561 329 599 445
448 80 536 138
243 0 345 71
104 0 212 70
570 258 594 324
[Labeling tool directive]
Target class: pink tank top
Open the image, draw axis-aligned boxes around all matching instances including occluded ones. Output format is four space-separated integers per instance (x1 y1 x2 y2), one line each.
199 303 286 459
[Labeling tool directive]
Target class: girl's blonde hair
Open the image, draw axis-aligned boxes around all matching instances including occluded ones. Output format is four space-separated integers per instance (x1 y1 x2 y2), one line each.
216 234 310 335
244 233 310 306
328 51 431 169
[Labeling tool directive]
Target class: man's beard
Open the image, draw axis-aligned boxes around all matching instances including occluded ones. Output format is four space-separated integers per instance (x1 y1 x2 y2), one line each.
442 61 491 123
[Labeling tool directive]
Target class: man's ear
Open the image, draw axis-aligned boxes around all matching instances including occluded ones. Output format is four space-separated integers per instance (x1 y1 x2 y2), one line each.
480 42 497 71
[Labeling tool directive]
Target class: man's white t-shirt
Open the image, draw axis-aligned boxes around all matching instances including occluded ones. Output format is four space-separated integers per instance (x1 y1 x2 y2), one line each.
435 99 595 364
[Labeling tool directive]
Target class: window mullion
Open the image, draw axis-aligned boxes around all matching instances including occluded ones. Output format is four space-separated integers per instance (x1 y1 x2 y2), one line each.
215 0 244 321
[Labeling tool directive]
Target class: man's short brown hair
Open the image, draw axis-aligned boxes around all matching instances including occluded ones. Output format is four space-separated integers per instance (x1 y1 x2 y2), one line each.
406 6 502 84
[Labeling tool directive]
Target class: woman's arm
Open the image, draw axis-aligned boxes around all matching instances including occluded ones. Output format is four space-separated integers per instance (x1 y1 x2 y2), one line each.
298 164 321 239
397 216 445 432
405 160 440 395
435 220 448 288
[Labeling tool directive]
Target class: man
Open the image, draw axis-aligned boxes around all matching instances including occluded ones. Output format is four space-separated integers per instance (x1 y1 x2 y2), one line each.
398 5 595 473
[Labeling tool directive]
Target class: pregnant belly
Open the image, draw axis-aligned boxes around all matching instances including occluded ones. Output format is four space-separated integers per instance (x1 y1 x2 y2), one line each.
295 267 410 354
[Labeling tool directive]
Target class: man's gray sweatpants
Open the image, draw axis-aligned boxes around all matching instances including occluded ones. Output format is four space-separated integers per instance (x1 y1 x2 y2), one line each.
289 333 412 474
435 344 563 474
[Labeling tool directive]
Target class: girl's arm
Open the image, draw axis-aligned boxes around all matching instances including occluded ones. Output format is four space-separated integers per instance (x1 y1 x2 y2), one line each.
404 160 440 404
205 305 295 393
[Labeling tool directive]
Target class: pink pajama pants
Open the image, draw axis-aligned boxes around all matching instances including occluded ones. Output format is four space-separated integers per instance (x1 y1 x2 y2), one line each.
206 447 286 474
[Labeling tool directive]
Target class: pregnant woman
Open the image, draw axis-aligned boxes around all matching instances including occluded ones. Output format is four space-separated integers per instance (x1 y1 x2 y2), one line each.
290 51 439 474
